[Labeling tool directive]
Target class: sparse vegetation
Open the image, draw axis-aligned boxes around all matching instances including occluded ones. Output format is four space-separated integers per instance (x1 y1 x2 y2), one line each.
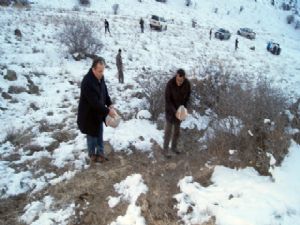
8 85 27 94
136 71 170 121
79 0 90 6
190 62 291 175
3 128 34 148
0 0 11 6
59 17 103 60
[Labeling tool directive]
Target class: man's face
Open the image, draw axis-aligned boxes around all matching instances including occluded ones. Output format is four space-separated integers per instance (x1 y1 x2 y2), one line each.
176 74 185 86
92 63 105 80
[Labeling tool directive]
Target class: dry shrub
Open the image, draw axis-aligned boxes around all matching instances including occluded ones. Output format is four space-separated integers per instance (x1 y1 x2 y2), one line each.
136 71 171 121
3 127 34 148
59 17 103 58
192 62 290 175
79 0 90 6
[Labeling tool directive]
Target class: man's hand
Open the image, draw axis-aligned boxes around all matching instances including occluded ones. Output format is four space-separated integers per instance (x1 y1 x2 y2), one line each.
108 108 117 117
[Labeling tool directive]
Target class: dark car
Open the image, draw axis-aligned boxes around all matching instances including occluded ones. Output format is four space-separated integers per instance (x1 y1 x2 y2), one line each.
214 28 231 40
237 28 256 39
267 41 281 55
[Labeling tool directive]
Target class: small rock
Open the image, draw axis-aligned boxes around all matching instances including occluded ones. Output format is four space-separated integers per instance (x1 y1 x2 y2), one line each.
4 70 17 81
166 163 177 170
104 142 114 155
293 132 300 145
27 83 40 95
29 102 39 111
139 136 145 141
8 85 26 94
1 92 12 99
72 52 86 61
14 29 22 38
140 196 149 212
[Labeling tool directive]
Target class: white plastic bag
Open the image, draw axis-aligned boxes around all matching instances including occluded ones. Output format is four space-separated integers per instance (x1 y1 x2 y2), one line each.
105 112 121 128
176 105 188 121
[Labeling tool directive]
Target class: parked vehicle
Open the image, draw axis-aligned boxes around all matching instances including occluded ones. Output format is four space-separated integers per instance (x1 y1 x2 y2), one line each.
214 28 231 40
237 28 256 39
150 15 167 31
267 41 281 55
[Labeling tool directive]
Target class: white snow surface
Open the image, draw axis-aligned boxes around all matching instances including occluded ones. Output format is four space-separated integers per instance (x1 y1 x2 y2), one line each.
0 0 299 224
21 195 75 225
108 174 148 225
174 141 300 225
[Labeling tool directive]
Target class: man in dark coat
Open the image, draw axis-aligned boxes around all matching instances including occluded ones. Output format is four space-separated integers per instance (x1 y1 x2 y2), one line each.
104 19 110 34
77 57 116 163
139 18 144 33
163 69 191 158
116 49 124 83
235 38 239 50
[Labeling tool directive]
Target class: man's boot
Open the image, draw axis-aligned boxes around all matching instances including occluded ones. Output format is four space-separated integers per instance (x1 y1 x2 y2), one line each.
163 148 172 159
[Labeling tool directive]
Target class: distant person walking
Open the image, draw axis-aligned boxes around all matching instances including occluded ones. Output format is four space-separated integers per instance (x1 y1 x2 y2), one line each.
116 49 124 83
209 28 212 40
105 19 110 34
235 38 239 50
139 18 144 33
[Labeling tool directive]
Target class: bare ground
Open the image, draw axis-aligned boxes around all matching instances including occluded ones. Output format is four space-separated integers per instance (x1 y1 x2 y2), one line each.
0 129 216 225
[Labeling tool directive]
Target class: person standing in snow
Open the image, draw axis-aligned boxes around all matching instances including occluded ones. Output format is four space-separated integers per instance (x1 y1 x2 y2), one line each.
235 38 239 50
116 49 124 83
209 28 212 40
77 57 116 163
163 69 191 158
104 19 110 34
140 18 144 33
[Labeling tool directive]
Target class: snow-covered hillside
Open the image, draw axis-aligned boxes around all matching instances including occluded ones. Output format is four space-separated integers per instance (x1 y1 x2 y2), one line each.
0 0 300 225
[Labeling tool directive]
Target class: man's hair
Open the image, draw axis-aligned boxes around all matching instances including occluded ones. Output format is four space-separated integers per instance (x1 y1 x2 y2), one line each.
92 57 106 68
118 49 122 53
177 68 185 77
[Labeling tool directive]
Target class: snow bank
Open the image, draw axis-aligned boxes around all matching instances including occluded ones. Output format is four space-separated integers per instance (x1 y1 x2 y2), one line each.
174 141 300 225
108 174 148 225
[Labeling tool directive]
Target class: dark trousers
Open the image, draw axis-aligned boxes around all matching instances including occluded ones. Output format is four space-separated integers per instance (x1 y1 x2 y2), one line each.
86 122 104 156
105 27 110 34
163 121 180 151
118 69 124 83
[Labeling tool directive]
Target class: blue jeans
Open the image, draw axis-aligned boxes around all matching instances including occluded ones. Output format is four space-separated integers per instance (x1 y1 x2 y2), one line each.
86 122 104 156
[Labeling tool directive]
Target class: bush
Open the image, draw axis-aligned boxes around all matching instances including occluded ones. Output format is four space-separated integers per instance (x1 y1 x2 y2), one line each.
79 0 90 6
3 128 33 147
282 3 291 10
287 14 295 24
191 62 290 175
13 0 30 7
136 71 170 121
59 17 103 59
0 0 11 6
8 85 27 94
112 4 119 15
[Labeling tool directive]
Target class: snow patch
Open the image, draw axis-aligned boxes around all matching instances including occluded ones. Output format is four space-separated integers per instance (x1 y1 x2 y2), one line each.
174 141 300 225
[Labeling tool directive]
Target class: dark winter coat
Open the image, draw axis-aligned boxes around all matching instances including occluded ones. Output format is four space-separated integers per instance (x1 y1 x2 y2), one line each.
105 20 109 28
165 76 191 123
140 19 144 27
116 53 123 71
77 69 112 137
